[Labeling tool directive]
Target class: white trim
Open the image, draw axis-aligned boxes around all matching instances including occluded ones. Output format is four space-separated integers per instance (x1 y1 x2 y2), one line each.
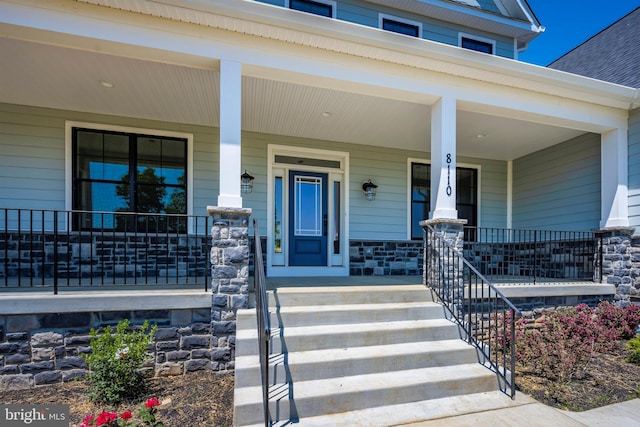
64 121 195 231
267 144 349 277
378 13 423 37
507 160 513 228
285 0 337 19
406 157 481 239
458 32 497 55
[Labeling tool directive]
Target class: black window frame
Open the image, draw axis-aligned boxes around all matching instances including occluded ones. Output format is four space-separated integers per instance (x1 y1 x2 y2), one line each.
289 0 334 18
72 127 188 232
410 162 478 240
461 37 494 54
382 17 420 37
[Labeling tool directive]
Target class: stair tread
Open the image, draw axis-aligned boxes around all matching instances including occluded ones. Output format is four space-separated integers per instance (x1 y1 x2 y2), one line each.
234 362 495 406
235 338 473 368
274 301 440 313
243 391 534 427
273 285 426 294
240 317 454 337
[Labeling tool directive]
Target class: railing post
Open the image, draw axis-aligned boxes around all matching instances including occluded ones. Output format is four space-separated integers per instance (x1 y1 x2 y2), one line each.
533 230 538 285
53 210 58 295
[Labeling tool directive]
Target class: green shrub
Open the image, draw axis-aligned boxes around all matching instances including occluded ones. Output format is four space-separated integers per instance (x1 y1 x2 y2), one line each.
82 319 157 405
627 336 640 365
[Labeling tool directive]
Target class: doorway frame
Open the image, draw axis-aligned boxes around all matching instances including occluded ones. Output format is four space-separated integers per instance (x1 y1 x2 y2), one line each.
267 144 350 277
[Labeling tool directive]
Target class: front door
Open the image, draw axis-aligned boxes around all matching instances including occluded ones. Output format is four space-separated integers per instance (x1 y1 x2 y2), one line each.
288 170 328 266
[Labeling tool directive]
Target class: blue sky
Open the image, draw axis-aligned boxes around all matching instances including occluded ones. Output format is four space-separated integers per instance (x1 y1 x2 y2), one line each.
519 1 639 66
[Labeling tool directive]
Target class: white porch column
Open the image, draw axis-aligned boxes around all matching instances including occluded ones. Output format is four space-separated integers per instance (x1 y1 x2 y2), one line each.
430 96 458 219
217 59 243 208
600 128 629 228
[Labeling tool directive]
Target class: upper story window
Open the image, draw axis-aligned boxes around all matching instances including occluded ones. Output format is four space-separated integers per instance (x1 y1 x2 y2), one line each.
288 0 336 18
379 14 421 38
72 128 187 231
459 33 495 54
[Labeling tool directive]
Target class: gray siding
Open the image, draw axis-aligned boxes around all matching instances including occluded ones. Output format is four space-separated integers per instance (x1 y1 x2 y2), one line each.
629 108 640 235
0 103 218 233
2 103 507 241
512 133 601 231
255 0 516 58
241 132 508 241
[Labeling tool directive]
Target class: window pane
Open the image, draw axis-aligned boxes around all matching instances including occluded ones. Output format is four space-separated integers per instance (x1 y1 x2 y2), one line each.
461 37 493 54
136 184 169 213
411 201 429 239
295 176 322 236
457 168 476 204
412 163 430 202
164 186 186 214
290 0 332 17
383 19 419 37
76 131 129 181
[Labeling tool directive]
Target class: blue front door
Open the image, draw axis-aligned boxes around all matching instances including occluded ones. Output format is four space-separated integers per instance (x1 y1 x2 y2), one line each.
289 171 328 266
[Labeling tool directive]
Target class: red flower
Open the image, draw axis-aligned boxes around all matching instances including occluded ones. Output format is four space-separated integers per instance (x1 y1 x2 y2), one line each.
145 397 160 409
95 411 118 426
120 411 133 419
80 414 94 427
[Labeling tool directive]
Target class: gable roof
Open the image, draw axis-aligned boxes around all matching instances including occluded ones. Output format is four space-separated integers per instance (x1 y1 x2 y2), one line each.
548 7 640 88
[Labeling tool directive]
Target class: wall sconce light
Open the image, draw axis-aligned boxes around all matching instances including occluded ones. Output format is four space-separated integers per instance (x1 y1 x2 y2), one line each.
241 170 255 194
362 179 378 201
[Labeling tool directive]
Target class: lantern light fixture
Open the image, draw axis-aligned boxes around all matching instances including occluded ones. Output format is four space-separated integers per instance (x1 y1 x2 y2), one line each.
362 179 378 201
241 170 255 193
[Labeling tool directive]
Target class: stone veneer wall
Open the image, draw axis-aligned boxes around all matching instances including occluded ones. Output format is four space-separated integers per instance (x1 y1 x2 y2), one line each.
596 229 640 302
0 307 219 390
0 231 209 282
349 240 423 276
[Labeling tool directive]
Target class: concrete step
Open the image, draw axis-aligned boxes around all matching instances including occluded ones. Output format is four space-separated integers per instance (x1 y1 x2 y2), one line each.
237 301 445 330
236 318 461 356
241 391 537 427
268 284 432 307
234 363 498 425
235 339 478 387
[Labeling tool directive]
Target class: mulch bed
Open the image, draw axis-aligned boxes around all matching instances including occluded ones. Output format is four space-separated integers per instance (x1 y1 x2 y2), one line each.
516 340 640 411
0 370 234 426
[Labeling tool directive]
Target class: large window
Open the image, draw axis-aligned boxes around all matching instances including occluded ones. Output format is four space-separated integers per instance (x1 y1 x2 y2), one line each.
289 0 334 18
410 162 477 239
72 128 187 230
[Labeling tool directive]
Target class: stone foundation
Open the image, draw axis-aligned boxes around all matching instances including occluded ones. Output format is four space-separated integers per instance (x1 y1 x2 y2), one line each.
0 307 214 390
596 228 640 302
349 240 423 276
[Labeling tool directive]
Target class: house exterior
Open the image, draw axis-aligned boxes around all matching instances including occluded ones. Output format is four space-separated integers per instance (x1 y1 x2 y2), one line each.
1 0 638 283
2 0 640 396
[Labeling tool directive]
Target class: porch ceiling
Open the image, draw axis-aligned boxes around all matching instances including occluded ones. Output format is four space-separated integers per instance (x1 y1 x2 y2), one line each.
0 36 585 161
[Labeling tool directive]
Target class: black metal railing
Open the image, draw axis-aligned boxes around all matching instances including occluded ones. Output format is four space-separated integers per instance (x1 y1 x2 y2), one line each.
464 227 602 284
1 208 210 294
253 219 272 427
425 224 519 398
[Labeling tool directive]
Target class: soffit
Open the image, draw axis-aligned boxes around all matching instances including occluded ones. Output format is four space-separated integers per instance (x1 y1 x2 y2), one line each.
0 35 585 161
75 0 637 110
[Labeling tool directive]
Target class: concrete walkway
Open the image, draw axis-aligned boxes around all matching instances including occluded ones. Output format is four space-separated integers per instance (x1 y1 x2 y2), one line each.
401 395 640 426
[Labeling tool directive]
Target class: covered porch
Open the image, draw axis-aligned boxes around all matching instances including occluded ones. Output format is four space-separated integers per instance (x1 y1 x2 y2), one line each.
0 0 635 288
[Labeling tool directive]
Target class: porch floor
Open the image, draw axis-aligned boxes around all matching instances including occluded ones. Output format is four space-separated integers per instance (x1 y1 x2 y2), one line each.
264 276 616 300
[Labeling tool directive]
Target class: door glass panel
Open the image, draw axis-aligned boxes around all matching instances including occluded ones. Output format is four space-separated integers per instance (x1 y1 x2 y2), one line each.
333 181 341 254
274 176 283 253
295 176 322 236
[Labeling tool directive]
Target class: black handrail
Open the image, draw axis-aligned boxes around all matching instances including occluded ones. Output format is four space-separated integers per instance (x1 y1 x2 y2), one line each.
425 224 519 399
253 219 271 427
0 208 210 293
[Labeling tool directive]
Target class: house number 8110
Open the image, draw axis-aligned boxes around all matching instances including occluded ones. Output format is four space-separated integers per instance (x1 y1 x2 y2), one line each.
446 153 452 196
